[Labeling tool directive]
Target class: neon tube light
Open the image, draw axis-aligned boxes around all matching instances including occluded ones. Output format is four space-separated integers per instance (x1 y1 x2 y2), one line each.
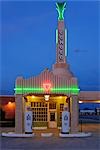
56 29 58 44
65 29 67 56
14 86 80 94
56 2 66 20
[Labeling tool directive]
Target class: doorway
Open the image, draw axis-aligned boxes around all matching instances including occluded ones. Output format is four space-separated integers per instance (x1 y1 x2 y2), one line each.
48 103 57 128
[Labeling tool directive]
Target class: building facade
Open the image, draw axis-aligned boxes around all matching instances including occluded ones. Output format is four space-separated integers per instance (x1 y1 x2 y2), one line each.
14 2 80 134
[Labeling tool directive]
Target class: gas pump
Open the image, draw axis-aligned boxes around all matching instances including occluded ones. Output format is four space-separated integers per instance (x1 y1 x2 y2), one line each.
25 106 33 134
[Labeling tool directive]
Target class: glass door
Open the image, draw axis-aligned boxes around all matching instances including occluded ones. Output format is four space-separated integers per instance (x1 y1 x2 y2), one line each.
48 103 57 128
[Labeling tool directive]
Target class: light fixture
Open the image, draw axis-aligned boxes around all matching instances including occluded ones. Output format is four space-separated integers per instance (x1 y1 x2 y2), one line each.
44 95 50 101
8 102 11 105
59 96 62 99
79 101 83 104
14 85 80 95
32 96 35 99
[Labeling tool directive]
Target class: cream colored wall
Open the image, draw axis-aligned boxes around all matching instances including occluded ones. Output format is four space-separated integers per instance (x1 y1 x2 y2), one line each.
70 95 79 133
15 95 25 133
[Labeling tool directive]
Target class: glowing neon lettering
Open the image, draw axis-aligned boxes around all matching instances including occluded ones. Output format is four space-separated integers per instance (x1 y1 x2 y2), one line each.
58 30 64 62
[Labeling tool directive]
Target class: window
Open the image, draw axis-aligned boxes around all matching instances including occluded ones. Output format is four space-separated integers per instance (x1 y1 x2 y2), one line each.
50 112 55 121
49 103 56 109
31 102 47 122
60 104 64 111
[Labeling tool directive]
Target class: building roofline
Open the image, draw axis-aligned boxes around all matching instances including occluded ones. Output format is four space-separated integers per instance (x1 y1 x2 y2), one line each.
0 95 15 97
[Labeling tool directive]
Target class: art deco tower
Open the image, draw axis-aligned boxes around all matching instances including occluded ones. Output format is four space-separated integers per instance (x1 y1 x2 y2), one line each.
53 2 73 78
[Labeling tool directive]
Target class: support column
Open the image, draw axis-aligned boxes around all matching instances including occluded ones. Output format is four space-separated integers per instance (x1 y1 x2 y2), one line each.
15 94 25 133
70 95 79 133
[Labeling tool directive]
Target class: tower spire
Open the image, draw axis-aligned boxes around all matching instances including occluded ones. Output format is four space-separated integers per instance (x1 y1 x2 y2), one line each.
56 2 67 64
56 2 66 20
53 2 73 78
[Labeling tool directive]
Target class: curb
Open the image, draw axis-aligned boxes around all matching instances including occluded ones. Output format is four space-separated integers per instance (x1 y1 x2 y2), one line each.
32 127 47 130
2 132 35 137
1 132 92 138
41 133 53 137
59 132 92 138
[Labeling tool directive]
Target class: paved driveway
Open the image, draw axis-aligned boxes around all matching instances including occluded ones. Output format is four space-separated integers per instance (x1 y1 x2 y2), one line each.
1 124 100 150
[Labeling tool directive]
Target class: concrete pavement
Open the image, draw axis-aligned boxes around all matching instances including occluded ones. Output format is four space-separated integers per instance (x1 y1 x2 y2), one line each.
0 124 100 150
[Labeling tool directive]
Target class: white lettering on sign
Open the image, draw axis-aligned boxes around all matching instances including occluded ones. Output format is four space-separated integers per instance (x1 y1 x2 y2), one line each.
58 30 64 62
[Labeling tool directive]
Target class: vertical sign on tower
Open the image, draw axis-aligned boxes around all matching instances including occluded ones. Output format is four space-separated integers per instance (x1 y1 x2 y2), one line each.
58 29 64 62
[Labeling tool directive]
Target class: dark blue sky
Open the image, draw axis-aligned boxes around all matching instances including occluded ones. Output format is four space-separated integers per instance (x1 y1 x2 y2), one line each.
0 0 99 95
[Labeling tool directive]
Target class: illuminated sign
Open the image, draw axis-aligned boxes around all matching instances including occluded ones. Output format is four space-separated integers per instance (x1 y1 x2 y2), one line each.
43 82 52 92
58 30 64 62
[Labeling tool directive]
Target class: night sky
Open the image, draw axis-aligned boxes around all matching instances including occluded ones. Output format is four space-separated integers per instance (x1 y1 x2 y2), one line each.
1 0 99 96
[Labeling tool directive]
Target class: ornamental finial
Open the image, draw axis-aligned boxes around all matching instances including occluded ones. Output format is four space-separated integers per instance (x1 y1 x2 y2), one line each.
56 2 66 20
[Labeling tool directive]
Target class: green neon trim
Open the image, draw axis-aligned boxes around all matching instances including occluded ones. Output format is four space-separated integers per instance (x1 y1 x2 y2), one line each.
14 87 79 91
51 88 79 94
14 86 80 94
14 87 44 94
14 88 44 91
51 88 79 91
56 29 58 44
65 29 67 56
56 2 66 20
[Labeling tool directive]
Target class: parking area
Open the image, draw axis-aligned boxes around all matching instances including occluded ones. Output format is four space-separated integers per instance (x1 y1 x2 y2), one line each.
0 123 100 150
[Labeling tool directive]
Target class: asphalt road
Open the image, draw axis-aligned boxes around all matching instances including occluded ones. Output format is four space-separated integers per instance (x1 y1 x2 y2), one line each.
0 124 100 150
